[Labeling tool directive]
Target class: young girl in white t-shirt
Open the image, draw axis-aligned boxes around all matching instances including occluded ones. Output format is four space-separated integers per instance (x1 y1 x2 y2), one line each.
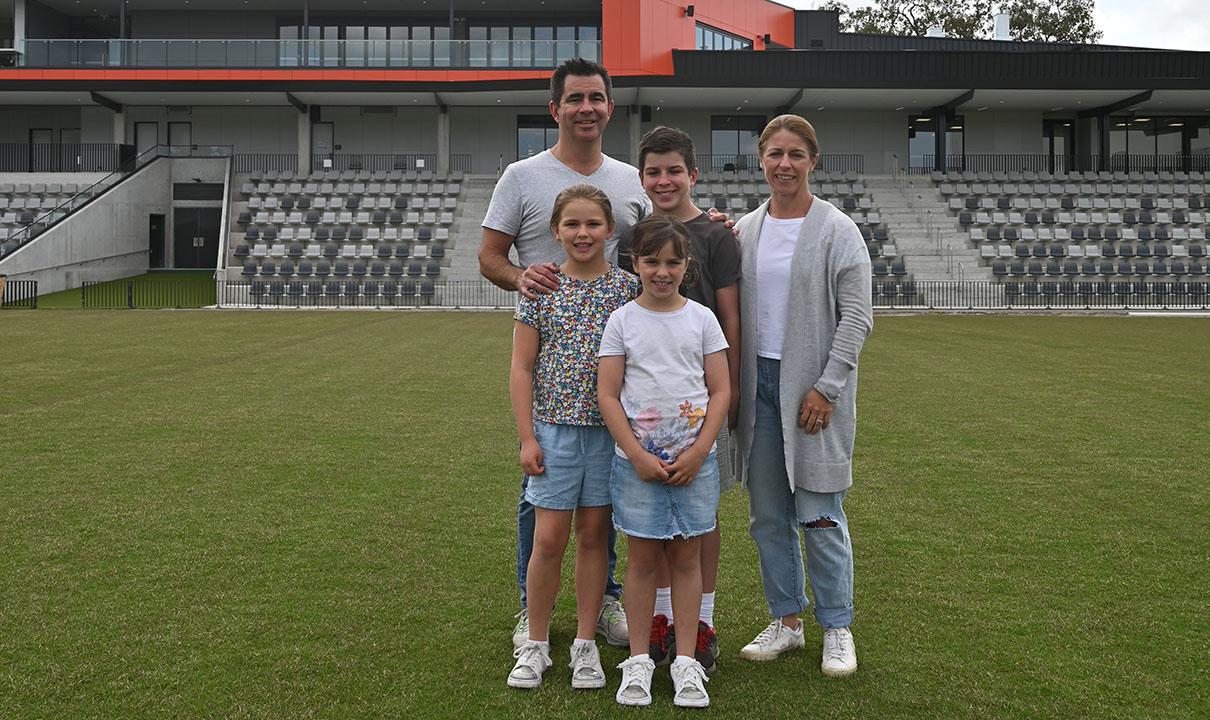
597 215 730 708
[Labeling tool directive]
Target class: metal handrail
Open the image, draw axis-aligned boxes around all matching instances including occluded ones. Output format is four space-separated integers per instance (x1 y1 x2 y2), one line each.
1 144 233 258
20 38 602 69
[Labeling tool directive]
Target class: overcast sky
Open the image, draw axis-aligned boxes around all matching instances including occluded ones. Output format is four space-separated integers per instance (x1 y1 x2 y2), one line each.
783 1 1210 51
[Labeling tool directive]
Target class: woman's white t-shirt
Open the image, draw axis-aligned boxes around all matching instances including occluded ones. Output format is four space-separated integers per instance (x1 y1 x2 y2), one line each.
598 299 728 463
756 215 806 359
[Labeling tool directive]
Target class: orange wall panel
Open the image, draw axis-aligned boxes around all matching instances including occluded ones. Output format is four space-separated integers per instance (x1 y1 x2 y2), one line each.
603 0 795 77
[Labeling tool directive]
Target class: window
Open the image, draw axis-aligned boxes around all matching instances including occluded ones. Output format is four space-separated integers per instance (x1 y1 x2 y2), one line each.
908 115 935 170
908 114 963 170
518 115 559 160
1043 119 1074 173
710 115 764 171
696 23 752 51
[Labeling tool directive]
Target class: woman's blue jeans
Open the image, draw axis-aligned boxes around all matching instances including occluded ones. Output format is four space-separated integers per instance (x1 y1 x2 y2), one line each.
747 356 854 629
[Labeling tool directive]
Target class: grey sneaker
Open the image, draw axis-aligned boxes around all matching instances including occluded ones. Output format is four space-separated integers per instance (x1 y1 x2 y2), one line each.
597 597 628 647
670 657 711 708
821 627 857 677
569 641 606 689
615 655 655 706
507 641 551 689
511 608 529 650
739 619 805 661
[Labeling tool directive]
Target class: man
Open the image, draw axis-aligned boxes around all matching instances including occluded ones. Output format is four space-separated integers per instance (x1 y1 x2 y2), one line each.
480 57 650 649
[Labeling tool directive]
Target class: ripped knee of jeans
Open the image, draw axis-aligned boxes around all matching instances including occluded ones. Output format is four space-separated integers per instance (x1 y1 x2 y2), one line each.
803 516 838 529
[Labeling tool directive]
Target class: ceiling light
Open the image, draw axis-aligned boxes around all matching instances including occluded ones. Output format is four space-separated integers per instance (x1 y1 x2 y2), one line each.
1169 122 1184 127
1134 117 1151 122
817 106 824 111
1049 106 1064 111
976 106 988 111
894 106 904 111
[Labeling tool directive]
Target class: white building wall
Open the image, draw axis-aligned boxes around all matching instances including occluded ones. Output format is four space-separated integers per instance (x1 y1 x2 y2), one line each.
451 106 539 173
123 106 298 153
0 107 85 143
963 111 1043 154
319 107 439 154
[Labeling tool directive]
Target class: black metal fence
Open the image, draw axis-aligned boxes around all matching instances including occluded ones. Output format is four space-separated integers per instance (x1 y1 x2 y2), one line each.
233 153 299 173
81 279 217 309
219 278 517 309
0 278 38 309
914 153 1210 175
0 143 133 172
700 153 865 174
451 154 473 173
871 280 1210 310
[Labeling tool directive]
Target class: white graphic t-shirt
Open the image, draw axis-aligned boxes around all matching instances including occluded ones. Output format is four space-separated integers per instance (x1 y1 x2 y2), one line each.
598 299 728 462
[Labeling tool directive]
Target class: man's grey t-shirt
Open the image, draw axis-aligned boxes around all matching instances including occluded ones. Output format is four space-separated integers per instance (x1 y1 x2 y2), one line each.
481 150 651 266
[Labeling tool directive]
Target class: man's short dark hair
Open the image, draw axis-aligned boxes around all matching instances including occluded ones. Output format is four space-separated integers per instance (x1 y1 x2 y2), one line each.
638 126 697 174
550 57 613 106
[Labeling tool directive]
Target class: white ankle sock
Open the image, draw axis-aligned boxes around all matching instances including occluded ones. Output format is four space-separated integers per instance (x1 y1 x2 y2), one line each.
654 587 673 623
572 638 594 650
699 591 715 628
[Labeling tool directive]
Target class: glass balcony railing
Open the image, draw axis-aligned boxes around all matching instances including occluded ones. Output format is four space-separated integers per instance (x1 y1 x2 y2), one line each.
19 38 601 69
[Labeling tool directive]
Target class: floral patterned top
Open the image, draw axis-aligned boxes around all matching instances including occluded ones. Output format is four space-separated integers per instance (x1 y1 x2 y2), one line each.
515 266 639 426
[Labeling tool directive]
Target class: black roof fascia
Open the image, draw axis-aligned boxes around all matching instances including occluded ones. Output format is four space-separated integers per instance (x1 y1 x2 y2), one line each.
663 49 1210 91
833 33 1149 53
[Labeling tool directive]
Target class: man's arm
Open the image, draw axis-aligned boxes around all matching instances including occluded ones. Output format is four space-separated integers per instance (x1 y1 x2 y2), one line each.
480 227 561 299
479 227 525 291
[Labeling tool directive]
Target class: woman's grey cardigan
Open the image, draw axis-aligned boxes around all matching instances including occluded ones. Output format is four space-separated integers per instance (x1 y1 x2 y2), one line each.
733 198 874 494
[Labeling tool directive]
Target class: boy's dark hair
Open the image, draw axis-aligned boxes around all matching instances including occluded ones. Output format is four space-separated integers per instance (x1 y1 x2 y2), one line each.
550 57 613 106
628 215 690 261
638 126 697 174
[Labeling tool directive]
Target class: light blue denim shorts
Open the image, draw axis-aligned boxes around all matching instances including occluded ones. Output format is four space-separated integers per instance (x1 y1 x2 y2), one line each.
609 452 719 540
523 420 614 511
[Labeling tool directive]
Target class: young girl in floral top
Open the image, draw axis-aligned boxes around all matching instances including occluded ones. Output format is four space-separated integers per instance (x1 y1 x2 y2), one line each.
507 184 639 691
598 215 730 708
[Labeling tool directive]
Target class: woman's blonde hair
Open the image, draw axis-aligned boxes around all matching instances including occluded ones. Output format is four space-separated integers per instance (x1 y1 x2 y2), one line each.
758 114 820 159
549 183 615 234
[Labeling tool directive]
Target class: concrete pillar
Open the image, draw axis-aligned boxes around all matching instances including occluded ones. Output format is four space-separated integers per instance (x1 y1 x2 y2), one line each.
14 0 26 59
437 107 450 174
628 105 641 166
298 110 312 174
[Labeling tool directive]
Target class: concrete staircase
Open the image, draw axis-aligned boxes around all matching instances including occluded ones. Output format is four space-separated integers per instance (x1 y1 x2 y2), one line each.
865 175 991 283
444 174 498 281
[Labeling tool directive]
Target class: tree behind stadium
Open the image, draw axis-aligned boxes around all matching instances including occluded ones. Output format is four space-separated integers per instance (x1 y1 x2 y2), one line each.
816 0 1103 44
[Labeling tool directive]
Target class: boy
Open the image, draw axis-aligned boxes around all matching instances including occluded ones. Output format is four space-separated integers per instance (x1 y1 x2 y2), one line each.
619 126 741 674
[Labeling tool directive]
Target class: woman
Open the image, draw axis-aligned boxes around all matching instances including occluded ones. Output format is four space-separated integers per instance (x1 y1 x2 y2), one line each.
732 115 873 677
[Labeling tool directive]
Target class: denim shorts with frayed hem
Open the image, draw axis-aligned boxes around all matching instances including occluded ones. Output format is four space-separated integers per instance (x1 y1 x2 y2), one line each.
610 452 719 540
523 420 614 511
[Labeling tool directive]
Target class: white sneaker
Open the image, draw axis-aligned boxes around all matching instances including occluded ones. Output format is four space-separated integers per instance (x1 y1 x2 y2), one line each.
597 597 629 647
569 641 606 689
739 619 805 661
670 657 711 708
511 608 529 650
507 641 551 689
821 627 858 677
615 655 656 706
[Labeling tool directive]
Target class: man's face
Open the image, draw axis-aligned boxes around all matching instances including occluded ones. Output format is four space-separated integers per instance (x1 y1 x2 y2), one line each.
549 73 613 144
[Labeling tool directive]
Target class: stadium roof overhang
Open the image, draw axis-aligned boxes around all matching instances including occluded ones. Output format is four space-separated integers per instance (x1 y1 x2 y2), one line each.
2 48 1210 113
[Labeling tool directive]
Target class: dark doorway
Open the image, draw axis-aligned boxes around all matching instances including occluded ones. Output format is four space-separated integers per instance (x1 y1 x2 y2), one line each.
29 128 54 171
134 121 158 158
149 213 166 268
311 121 334 172
172 207 221 269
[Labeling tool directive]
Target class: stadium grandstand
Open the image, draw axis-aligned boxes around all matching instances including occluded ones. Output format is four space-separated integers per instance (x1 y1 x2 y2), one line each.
1 0 1209 309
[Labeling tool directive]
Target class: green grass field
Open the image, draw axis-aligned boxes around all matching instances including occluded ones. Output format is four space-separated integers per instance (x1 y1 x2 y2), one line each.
1 312 1206 719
